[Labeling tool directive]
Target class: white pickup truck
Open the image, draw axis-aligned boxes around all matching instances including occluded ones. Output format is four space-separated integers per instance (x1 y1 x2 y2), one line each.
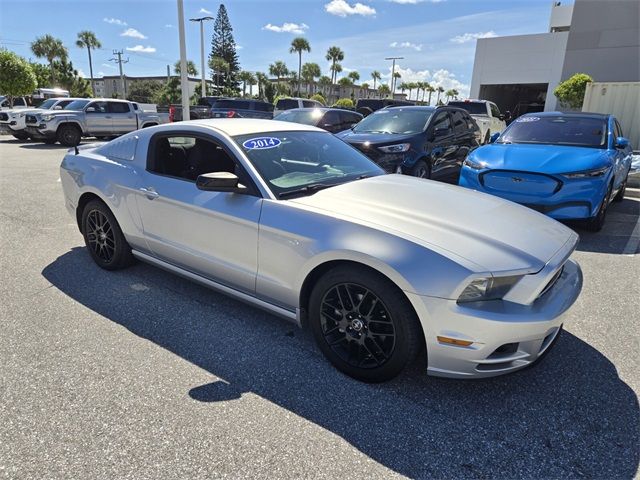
448 100 507 144
0 97 79 140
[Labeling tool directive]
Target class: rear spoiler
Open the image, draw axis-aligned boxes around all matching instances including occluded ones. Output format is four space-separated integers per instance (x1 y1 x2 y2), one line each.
70 142 106 155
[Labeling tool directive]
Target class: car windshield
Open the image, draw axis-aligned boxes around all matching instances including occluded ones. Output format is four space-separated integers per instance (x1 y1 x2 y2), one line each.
274 109 324 125
64 99 90 110
352 108 432 134
234 131 384 198
38 99 57 109
498 116 607 148
448 102 487 115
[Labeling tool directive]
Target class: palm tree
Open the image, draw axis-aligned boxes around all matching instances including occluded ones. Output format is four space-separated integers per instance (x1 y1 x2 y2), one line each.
392 72 402 93
399 82 408 96
268 60 289 93
361 82 370 98
378 84 391 98
325 46 344 84
415 81 424 103
426 84 436 105
210 56 229 91
255 72 269 99
318 75 332 98
31 34 68 85
347 71 359 98
301 62 321 96
290 37 310 96
337 76 353 98
436 86 445 105
330 63 342 85
75 31 101 96
451 88 459 100
371 70 381 91
239 71 256 97
174 60 198 76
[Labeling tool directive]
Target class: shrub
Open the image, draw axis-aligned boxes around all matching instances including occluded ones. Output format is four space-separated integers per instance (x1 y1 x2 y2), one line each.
554 73 593 110
333 98 354 109
310 93 326 105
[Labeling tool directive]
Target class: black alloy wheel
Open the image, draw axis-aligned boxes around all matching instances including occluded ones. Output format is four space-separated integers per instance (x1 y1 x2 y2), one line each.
81 200 134 270
86 209 116 264
57 125 81 147
320 283 396 369
410 160 430 178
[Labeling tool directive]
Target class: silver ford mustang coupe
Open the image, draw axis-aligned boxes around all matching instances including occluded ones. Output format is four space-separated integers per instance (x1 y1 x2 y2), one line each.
60 119 583 382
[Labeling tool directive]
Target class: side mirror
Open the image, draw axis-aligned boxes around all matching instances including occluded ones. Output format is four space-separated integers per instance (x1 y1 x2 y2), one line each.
615 136 629 149
490 132 501 144
196 171 246 192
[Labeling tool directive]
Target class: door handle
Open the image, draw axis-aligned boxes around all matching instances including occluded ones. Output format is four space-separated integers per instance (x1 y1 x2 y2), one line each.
139 187 159 200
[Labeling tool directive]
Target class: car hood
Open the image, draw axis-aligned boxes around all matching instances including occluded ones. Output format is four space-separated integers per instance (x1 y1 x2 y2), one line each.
336 130 415 145
290 174 577 273
471 143 609 174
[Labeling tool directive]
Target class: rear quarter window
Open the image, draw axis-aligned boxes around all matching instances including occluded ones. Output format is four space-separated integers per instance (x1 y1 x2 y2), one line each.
276 99 299 110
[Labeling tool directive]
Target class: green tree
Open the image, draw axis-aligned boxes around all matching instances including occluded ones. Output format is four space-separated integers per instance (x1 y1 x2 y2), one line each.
29 62 52 88
436 85 444 105
301 62 321 95
310 93 325 105
370 70 381 90
174 60 198 76
289 37 310 96
53 59 92 97
325 46 344 85
75 31 101 96
378 84 391 98
268 60 289 95
255 72 269 99
318 75 332 98
238 70 256 97
426 83 435 105
31 34 68 85
264 80 275 104
209 4 240 93
0 49 37 106
128 79 163 103
392 72 401 93
209 56 229 92
361 82 370 98
330 63 342 86
554 73 593 109
333 98 354 109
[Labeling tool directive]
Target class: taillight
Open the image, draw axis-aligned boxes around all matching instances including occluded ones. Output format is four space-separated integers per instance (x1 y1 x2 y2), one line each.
227 110 236 118
169 106 175 123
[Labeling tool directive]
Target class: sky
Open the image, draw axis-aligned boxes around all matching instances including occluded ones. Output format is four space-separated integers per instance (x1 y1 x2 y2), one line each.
0 0 557 98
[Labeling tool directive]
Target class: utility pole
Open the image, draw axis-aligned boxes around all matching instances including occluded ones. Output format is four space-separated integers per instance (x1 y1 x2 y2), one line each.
176 0 190 121
190 16 214 99
109 50 129 98
385 56 403 98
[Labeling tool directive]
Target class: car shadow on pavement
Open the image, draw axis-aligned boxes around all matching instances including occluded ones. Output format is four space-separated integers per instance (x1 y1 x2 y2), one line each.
18 143 69 150
570 198 640 255
42 248 639 479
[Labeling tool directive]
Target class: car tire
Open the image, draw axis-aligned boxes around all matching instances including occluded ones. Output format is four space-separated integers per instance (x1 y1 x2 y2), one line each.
81 200 134 271
410 160 430 179
613 177 627 202
12 132 29 141
585 183 612 232
309 265 424 383
57 124 82 147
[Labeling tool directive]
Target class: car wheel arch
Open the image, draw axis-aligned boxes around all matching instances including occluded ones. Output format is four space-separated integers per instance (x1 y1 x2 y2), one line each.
56 121 83 135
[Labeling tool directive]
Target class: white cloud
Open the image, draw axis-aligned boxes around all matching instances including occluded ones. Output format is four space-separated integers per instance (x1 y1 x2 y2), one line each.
237 45 243 50
390 41 423 51
121 28 147 39
165 24 174 28
430 69 469 97
263 22 309 34
101 63 117 69
98 71 105 76
76 69 87 78
450 30 497 44
199 7 213 14
382 65 431 84
325 0 376 17
126 45 156 53
104 17 127 26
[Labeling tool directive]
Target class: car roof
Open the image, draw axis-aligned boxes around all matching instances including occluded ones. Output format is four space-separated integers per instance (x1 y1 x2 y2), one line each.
176 118 324 136
277 107 355 113
523 111 610 120
381 106 436 111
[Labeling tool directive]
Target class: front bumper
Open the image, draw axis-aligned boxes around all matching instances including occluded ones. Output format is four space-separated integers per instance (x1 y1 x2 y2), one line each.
25 126 56 140
406 258 583 378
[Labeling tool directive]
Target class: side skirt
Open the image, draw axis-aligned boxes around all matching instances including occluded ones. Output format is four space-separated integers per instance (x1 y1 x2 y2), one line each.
131 250 301 326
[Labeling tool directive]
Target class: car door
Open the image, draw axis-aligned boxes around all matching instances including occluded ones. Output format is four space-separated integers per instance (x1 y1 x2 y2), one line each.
84 101 112 134
427 110 457 181
612 118 632 190
134 132 262 294
450 110 475 177
109 101 137 133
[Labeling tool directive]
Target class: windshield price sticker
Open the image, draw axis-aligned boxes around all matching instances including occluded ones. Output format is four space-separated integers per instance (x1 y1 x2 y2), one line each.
516 116 540 123
243 137 281 150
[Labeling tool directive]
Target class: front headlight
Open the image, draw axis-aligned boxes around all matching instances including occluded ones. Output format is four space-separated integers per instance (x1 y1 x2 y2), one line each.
462 157 485 170
562 166 609 179
457 275 522 303
42 114 54 122
378 143 410 153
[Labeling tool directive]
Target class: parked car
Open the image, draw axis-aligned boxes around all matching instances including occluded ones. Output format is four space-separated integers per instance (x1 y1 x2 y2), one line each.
274 107 363 133
0 96 30 110
448 99 507 144
459 112 633 231
0 97 81 140
168 96 228 121
274 97 324 116
25 98 169 146
355 98 414 117
60 118 582 382
337 106 480 181
207 98 274 119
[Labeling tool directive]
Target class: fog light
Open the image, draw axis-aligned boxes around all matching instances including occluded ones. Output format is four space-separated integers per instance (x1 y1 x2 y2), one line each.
437 336 473 347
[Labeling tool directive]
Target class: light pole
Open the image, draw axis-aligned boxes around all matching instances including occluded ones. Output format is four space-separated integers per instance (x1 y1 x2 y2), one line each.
189 16 214 99
385 56 403 98
176 0 190 121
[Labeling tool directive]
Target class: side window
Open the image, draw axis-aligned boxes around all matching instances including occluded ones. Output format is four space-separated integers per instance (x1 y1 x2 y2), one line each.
451 110 466 133
56 100 73 109
302 100 317 108
321 111 340 127
148 135 239 182
614 120 623 138
431 111 452 133
14 98 27 107
490 103 501 118
108 102 131 113
338 111 360 128
86 101 108 113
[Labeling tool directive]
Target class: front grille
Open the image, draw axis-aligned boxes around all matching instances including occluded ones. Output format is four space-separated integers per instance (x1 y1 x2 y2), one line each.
352 143 383 162
25 114 37 124
0 113 8 121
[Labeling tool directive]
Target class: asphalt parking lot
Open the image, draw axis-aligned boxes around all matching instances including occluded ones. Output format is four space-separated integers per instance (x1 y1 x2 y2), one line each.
0 138 638 479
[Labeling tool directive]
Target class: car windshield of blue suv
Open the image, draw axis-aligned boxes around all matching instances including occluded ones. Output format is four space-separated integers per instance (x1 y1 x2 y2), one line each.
498 116 607 148
352 108 432 135
234 131 384 198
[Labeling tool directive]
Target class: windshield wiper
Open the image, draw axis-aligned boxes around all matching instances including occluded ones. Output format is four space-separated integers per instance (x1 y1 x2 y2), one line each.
278 183 336 199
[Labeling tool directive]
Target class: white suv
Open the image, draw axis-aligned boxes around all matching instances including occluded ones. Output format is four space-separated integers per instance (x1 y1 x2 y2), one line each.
448 99 507 144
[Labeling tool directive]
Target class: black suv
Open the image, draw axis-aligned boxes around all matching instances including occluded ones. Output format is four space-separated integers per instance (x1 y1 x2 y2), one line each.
336 106 480 182
274 108 363 134
355 98 414 117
